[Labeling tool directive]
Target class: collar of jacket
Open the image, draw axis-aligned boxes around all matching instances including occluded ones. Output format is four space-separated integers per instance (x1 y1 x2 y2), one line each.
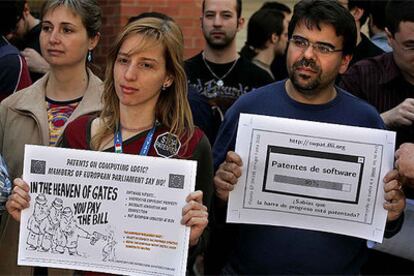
2 68 103 145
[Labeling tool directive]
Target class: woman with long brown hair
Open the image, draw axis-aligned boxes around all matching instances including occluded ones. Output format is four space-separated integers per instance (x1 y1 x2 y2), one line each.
7 16 213 272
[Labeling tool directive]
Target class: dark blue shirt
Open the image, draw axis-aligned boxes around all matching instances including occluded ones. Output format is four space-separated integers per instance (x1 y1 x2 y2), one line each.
212 80 386 274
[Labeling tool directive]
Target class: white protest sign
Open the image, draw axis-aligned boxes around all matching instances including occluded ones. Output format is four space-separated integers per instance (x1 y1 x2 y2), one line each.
18 145 196 276
227 113 395 243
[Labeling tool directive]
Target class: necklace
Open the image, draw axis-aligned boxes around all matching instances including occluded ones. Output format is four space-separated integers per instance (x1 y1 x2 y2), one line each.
202 52 239 88
121 123 154 133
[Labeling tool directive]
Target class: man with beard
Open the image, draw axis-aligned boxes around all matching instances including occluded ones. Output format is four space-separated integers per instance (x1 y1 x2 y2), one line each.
185 0 273 145
260 1 292 81
210 0 405 274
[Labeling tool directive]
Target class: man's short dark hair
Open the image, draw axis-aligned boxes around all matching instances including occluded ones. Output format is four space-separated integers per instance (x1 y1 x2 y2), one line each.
369 1 387 31
347 0 370 26
260 1 291 14
240 9 285 60
0 0 25 36
385 0 414 36
202 0 242 19
288 0 357 57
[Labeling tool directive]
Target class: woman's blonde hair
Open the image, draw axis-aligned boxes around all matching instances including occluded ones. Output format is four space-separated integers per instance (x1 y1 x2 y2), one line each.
91 17 194 150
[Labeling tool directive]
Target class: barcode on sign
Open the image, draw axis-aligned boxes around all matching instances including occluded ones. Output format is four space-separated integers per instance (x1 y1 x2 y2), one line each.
168 174 184 189
31 160 46 175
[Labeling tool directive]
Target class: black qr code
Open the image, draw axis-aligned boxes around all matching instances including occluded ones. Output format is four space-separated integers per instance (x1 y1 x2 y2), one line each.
31 160 46 175
168 174 184 189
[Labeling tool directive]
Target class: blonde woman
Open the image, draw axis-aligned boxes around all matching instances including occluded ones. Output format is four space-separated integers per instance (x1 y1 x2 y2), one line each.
1 0 102 275
7 17 213 272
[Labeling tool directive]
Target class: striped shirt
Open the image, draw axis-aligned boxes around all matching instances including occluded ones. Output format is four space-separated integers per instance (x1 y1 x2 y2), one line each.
47 96 81 146
339 52 414 148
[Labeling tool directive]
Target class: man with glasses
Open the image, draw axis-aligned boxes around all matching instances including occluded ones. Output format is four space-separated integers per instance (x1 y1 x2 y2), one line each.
211 0 405 274
340 1 414 273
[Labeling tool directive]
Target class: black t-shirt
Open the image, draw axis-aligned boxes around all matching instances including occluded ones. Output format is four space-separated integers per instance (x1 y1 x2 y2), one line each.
350 33 384 67
271 53 289 81
20 23 41 53
185 52 273 144
187 86 217 145
186 52 273 113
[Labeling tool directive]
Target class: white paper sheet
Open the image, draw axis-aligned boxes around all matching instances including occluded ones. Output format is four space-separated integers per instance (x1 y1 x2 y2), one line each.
18 145 197 276
227 113 396 243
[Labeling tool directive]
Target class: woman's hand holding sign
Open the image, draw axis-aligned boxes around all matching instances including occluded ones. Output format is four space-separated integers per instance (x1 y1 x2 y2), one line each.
181 190 208 247
6 178 30 222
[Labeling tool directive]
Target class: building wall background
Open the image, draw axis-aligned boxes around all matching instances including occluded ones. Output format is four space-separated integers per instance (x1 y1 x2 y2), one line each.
28 0 296 78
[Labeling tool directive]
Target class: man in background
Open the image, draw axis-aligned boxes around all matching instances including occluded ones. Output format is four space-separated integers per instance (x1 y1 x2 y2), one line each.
339 0 384 66
340 1 414 272
260 1 292 81
239 8 287 80
368 0 392 52
185 0 273 145
8 0 49 81
0 0 31 100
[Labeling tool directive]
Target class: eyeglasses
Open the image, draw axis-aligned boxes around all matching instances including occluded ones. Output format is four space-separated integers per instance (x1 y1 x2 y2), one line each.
401 46 414 51
289 35 343 55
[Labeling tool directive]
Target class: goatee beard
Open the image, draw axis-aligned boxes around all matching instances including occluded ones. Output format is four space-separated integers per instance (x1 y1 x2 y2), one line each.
289 58 321 95
203 31 235 50
293 58 319 72
205 38 232 50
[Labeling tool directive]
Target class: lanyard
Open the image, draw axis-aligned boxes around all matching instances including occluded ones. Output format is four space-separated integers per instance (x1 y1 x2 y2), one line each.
114 122 157 156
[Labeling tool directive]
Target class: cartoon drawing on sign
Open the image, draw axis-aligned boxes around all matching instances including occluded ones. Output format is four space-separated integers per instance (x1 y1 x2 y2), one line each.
56 207 94 256
27 194 49 250
102 230 116 262
39 198 63 252
25 194 117 259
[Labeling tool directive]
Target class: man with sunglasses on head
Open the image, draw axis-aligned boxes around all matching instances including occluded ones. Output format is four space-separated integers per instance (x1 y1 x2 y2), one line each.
211 0 405 274
340 1 414 273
